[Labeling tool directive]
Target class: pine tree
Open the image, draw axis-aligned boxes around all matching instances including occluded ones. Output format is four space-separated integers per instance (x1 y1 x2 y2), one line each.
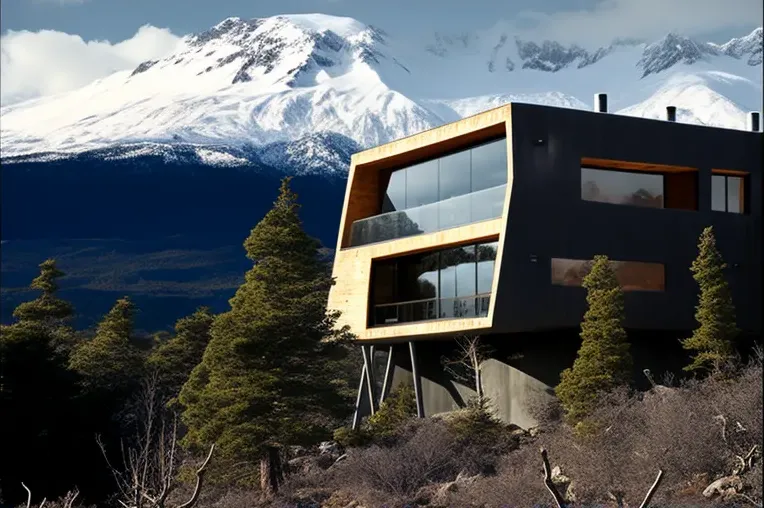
147 307 214 402
12 259 77 353
0 260 81 502
179 177 353 497
682 226 738 373
13 259 74 325
69 296 144 393
556 255 633 425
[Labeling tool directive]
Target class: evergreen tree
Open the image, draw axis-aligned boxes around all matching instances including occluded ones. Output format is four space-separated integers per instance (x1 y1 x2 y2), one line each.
0 261 85 503
69 296 144 393
147 307 214 402
682 226 739 373
12 259 77 352
13 259 74 326
556 255 633 425
179 177 353 496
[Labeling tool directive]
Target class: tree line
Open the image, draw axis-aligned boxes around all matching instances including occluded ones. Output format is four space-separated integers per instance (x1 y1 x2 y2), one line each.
0 178 359 506
0 174 747 506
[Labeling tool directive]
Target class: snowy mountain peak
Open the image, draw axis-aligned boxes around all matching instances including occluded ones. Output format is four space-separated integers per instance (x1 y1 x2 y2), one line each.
515 39 611 72
126 14 396 89
715 27 763 65
637 33 719 78
1 16 761 169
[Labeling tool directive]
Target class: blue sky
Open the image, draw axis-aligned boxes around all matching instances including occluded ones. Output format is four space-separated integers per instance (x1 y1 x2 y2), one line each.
2 0 760 44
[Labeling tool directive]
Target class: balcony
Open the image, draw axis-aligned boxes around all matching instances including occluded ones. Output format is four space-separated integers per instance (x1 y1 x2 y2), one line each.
349 184 507 247
372 294 491 327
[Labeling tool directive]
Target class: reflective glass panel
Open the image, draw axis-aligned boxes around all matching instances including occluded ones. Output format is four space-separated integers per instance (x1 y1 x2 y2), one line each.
711 174 727 212
727 176 743 214
581 167 664 208
381 169 406 213
471 139 508 192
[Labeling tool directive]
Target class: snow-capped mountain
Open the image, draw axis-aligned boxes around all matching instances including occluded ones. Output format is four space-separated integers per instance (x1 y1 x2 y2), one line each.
1 14 761 173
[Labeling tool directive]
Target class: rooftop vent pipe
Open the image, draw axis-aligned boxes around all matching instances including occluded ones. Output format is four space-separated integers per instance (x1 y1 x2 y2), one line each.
666 106 677 122
594 93 608 113
747 111 761 132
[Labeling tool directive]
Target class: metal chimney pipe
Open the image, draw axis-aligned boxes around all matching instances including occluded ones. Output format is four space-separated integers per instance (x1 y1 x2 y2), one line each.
666 106 676 122
747 111 761 132
594 93 608 113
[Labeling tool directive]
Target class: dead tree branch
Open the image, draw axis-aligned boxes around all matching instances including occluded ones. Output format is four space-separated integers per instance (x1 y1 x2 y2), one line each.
97 372 214 508
638 469 664 508
733 493 763 508
22 483 31 508
62 489 80 508
539 449 664 508
20 483 46 508
540 448 567 508
176 444 215 508
442 335 492 404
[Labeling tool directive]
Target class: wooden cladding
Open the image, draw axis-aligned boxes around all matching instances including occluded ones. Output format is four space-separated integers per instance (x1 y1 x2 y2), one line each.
339 107 511 249
712 168 749 177
581 157 696 174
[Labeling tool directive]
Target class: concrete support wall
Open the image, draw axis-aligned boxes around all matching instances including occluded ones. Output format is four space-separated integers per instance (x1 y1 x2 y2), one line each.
362 329 695 429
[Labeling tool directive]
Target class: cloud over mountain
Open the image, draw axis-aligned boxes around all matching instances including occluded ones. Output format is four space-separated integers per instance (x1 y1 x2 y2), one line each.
0 25 181 105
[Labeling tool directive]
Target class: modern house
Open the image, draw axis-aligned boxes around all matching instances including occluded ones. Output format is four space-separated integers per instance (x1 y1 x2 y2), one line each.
327 97 763 428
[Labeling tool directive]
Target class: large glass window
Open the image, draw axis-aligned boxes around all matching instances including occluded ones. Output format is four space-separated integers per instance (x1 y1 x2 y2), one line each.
381 170 406 213
350 137 508 247
712 174 746 214
471 139 508 192
477 242 498 294
551 258 665 292
370 240 497 326
581 167 664 209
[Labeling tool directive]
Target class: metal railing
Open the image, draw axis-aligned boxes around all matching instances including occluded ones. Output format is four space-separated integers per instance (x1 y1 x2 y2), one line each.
372 294 491 326
349 184 507 247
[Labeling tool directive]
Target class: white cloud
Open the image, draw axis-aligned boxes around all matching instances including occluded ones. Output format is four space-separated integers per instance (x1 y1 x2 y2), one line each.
0 25 181 105
508 0 762 47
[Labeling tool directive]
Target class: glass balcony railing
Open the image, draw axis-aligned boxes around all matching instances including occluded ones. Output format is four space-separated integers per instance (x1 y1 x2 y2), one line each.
372 294 491 327
349 184 507 247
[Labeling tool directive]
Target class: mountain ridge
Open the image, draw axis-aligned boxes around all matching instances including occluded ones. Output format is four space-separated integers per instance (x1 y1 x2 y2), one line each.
1 14 762 173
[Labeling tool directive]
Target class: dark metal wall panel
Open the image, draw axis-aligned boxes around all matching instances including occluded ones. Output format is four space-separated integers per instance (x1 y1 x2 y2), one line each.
493 103 762 333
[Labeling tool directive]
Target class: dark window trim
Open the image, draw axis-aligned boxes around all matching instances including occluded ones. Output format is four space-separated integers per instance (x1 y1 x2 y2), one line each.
712 173 748 215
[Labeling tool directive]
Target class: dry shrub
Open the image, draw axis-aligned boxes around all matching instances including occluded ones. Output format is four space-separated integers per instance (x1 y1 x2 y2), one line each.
455 360 763 507
332 418 460 502
13 491 95 508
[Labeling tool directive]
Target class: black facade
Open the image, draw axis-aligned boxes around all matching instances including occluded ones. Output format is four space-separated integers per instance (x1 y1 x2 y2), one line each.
494 103 762 334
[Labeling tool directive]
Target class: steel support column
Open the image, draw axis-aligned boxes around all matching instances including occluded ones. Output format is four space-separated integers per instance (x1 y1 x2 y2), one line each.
361 345 376 416
379 344 395 404
408 341 425 418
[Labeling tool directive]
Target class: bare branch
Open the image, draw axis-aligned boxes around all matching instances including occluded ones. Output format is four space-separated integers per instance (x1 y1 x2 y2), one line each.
540 448 566 508
175 444 215 508
63 489 80 508
638 469 664 508
733 493 763 508
442 335 491 404
22 483 32 508
714 414 728 444
39 498 47 508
